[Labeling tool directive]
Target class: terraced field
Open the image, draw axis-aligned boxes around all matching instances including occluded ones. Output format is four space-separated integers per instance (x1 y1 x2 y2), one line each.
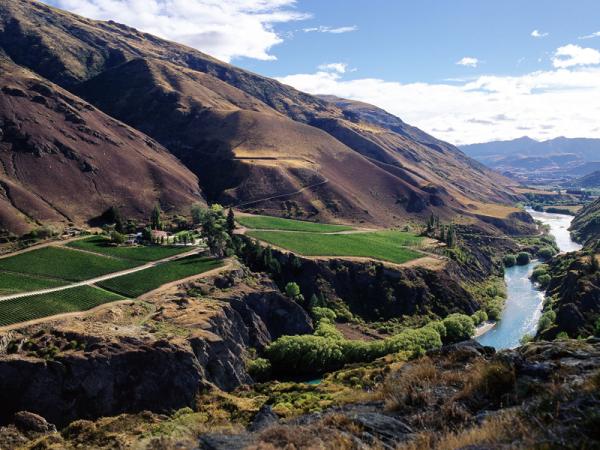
0 247 138 282
0 286 125 326
97 255 224 297
237 215 354 232
247 230 424 265
67 236 191 262
0 272 68 296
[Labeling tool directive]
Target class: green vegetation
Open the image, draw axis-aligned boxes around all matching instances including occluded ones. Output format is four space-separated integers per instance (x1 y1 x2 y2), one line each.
463 276 507 321
503 254 517 267
0 286 124 326
98 255 223 297
237 215 353 233
265 319 442 376
67 236 190 262
0 247 137 282
442 313 475 343
0 271 68 296
517 252 531 265
247 230 424 265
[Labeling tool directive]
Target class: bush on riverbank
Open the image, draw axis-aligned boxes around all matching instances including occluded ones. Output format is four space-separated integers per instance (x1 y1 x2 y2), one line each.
517 252 531 265
265 320 443 376
503 254 517 267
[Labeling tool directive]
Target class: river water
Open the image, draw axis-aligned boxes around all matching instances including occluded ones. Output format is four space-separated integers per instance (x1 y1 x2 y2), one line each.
476 209 582 349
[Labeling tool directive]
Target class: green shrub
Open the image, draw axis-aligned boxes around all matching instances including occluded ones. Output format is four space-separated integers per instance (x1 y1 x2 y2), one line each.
531 266 549 281
537 247 556 260
423 320 447 339
311 307 337 323
471 310 488 325
265 323 442 376
595 318 600 337
536 274 551 287
556 331 569 340
247 358 272 382
442 313 475 344
516 252 531 265
314 319 344 340
537 310 556 332
485 297 504 321
503 255 517 267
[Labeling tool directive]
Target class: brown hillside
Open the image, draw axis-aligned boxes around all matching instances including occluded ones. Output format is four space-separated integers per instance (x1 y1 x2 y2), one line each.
0 56 203 234
0 0 525 228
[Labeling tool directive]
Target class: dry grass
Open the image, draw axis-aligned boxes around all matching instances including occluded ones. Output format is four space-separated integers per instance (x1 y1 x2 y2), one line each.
457 360 516 408
382 358 439 412
398 411 533 450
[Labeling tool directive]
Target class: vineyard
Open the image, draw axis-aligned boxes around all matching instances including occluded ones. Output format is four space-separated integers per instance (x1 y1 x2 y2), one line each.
0 286 125 327
0 247 137 281
98 255 223 297
67 236 191 262
0 271 68 296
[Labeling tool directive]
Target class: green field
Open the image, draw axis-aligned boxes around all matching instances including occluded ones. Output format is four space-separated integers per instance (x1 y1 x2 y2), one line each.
0 247 137 282
237 215 354 233
0 271 68 296
0 286 125 327
98 255 223 298
67 236 191 262
247 230 424 265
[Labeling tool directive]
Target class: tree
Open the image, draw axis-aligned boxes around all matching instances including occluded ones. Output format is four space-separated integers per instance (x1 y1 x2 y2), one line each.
106 206 125 233
191 203 204 226
226 208 236 235
516 252 531 265
142 227 152 242
285 282 304 303
198 204 233 258
503 254 517 267
446 225 456 248
151 204 162 230
442 314 475 344
110 230 125 245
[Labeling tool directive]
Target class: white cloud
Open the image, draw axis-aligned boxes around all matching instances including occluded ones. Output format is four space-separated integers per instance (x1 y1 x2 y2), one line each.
456 57 479 67
531 29 548 38
303 25 357 34
44 0 309 62
579 31 600 40
317 62 347 73
276 63 600 145
552 44 600 68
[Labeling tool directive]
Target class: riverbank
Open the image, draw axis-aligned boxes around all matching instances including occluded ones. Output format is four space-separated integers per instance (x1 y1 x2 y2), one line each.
476 209 581 349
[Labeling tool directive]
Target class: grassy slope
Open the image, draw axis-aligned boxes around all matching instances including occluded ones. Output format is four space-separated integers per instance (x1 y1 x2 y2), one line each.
237 215 353 233
0 247 138 281
247 230 424 265
97 255 223 297
67 236 191 262
0 286 124 326
0 272 68 296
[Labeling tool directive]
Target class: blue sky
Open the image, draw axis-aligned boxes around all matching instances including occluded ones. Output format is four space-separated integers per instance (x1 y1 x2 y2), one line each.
44 0 600 145
241 0 600 83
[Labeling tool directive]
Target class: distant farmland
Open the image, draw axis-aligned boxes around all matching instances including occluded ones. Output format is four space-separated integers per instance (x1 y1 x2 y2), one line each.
237 215 354 233
0 247 137 281
67 236 191 262
247 230 424 265
0 286 125 327
97 255 223 297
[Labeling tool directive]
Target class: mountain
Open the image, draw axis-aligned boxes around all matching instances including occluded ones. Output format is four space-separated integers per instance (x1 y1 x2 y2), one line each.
566 170 600 189
0 0 522 232
461 136 600 183
0 55 202 235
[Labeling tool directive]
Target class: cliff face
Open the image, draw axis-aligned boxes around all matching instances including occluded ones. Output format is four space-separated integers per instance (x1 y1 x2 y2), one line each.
0 266 312 426
537 251 600 339
570 197 600 246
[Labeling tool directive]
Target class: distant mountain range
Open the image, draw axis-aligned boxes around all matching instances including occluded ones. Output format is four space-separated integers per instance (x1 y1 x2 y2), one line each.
461 137 600 183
